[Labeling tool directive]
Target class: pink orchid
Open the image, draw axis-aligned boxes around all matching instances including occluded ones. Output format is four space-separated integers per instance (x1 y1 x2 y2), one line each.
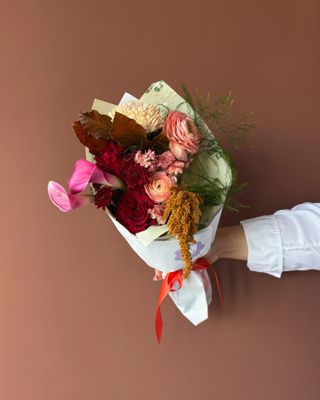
48 159 125 212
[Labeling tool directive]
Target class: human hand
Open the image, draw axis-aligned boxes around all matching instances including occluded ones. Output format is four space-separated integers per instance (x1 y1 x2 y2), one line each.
152 225 248 280
205 225 248 264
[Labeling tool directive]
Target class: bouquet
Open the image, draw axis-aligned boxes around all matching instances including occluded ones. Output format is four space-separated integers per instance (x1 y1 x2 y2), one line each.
48 81 254 342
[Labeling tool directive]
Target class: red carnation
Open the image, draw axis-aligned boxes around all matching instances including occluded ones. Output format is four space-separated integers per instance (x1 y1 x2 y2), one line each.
94 186 113 210
115 186 155 234
120 153 151 189
95 141 123 178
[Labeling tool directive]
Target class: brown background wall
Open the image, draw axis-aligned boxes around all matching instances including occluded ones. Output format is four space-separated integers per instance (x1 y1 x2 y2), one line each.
1 1 319 399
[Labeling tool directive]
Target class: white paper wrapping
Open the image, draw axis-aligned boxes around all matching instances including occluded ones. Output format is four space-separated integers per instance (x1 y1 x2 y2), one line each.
88 81 232 327
168 269 212 325
107 207 222 273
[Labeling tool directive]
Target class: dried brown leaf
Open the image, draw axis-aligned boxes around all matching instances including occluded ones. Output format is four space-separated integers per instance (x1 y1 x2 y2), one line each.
72 120 107 154
111 112 147 147
79 110 112 140
151 130 169 150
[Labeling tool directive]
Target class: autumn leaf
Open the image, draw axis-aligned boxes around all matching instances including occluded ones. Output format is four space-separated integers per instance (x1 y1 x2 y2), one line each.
141 129 169 152
111 112 147 147
150 130 169 150
79 110 112 140
72 120 108 154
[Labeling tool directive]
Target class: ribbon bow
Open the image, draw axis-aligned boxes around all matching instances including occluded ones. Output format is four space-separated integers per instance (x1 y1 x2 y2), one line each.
155 258 224 343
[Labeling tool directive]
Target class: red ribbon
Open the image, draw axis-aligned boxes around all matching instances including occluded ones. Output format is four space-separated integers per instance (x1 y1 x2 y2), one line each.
155 258 224 343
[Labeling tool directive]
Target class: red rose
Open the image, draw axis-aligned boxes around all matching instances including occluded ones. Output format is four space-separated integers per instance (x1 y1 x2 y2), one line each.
95 141 123 178
115 187 155 234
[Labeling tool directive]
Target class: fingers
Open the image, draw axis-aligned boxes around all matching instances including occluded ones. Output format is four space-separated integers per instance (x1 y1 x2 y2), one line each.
153 269 163 281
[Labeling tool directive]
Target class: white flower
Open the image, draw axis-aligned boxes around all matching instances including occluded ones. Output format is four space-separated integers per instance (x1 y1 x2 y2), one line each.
109 100 168 133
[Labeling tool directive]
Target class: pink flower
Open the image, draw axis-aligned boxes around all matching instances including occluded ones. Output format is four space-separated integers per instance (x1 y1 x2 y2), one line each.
163 111 200 161
134 149 156 169
156 151 176 169
149 203 166 224
48 159 124 212
68 160 124 193
144 172 176 203
48 181 93 212
166 160 186 175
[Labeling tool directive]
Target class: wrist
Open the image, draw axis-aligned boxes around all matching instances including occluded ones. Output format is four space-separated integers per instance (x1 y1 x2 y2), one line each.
215 225 248 261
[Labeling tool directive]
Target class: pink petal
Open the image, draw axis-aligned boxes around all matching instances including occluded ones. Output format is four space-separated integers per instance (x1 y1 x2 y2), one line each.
68 160 97 194
169 141 188 161
68 159 125 193
103 172 125 190
69 194 94 210
48 181 93 212
48 181 72 212
91 167 124 189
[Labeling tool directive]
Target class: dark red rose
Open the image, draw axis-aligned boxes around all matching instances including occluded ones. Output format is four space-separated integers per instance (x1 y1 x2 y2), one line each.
94 186 113 210
95 141 123 178
115 186 155 234
120 153 151 189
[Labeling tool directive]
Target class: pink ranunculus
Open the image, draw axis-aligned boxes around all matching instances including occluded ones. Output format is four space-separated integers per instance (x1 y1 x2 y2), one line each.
163 111 200 161
144 172 176 203
48 181 93 212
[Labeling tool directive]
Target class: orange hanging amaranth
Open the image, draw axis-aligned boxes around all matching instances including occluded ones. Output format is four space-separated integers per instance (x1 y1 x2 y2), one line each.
163 187 202 279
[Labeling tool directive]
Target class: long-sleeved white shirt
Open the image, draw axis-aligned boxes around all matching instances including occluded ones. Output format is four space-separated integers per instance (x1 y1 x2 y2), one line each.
240 202 320 278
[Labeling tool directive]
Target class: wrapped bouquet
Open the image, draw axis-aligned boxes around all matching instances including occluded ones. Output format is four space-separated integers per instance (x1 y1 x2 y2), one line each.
48 81 253 342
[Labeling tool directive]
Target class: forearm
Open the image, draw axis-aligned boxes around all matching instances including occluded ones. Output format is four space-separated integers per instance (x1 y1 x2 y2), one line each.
240 203 320 276
208 202 320 278
215 225 248 261
205 225 248 264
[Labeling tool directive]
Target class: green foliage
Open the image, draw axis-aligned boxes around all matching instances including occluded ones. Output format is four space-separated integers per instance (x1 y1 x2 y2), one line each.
181 84 256 212
181 84 257 148
187 178 227 207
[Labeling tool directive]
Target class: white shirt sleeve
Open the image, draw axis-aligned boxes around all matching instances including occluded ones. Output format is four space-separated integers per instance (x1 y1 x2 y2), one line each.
240 202 320 278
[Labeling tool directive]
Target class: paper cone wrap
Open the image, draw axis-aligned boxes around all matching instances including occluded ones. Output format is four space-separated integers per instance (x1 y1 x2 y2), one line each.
87 81 232 326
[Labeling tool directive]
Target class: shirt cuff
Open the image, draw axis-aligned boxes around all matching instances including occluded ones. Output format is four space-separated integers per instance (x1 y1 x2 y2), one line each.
240 215 283 278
